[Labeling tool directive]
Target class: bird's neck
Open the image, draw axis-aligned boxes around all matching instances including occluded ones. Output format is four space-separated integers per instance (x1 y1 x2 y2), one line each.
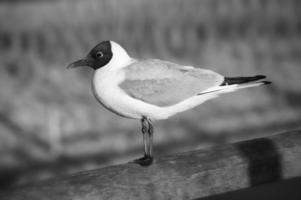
104 42 133 70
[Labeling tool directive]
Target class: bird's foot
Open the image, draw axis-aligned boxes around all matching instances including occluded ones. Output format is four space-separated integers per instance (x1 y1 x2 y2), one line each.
132 155 153 166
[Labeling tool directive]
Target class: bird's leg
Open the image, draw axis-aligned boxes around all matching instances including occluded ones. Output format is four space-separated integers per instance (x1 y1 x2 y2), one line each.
147 118 154 159
133 116 153 166
142 117 149 157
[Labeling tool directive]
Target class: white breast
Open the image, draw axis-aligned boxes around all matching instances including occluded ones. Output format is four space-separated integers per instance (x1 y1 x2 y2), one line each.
91 67 144 119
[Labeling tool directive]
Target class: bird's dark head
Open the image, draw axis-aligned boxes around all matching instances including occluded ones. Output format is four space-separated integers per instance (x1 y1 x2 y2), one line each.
67 40 113 70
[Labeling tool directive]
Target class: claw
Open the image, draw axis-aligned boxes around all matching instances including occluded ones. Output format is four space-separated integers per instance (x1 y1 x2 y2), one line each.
133 155 153 166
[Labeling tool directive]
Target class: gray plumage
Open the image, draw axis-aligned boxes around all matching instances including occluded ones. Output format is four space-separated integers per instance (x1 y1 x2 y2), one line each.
119 59 224 106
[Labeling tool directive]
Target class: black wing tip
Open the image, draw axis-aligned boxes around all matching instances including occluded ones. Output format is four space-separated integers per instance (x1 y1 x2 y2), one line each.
262 81 272 85
255 75 266 79
221 75 268 86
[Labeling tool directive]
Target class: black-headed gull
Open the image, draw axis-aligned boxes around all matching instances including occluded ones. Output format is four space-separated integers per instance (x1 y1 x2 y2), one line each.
68 40 271 165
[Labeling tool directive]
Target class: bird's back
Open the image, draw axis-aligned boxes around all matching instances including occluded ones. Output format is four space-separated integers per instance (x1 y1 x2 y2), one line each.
119 59 224 107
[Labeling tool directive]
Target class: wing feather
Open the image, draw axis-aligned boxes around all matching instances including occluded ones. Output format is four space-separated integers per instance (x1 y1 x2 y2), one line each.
119 59 224 106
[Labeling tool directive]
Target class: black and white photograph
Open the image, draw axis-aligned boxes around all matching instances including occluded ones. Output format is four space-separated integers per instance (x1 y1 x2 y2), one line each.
0 0 300 199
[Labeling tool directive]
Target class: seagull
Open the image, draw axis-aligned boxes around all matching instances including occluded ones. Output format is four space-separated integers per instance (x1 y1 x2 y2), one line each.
67 40 271 166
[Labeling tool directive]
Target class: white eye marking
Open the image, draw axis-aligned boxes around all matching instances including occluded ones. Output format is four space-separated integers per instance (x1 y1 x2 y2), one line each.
96 51 104 58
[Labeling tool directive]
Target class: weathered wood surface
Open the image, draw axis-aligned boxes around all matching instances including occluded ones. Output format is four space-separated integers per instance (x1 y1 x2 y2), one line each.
1 130 301 200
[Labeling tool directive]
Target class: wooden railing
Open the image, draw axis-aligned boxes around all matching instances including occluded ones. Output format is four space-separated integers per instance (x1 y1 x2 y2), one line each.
1 130 300 200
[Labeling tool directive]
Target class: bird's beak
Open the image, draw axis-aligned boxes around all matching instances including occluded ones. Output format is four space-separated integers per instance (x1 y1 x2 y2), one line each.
67 58 91 69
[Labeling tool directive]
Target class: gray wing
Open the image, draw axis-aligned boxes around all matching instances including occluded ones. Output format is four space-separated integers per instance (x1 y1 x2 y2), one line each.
119 59 224 107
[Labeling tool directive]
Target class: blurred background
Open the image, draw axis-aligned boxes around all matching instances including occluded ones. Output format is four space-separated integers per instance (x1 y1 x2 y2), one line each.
0 0 300 188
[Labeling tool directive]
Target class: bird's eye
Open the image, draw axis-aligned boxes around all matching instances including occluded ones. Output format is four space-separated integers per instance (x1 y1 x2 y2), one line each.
95 51 104 59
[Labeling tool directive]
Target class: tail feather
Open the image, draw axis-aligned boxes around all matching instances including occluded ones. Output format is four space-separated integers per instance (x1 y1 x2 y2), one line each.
232 80 271 90
199 77 271 95
171 76 271 118
220 75 266 86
